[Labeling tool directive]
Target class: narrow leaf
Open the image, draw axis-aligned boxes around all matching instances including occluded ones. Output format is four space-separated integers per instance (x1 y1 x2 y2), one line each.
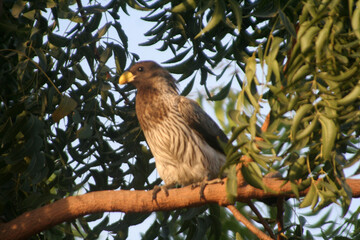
52 95 78 122
279 10 296 38
226 164 237 203
208 79 233 101
180 76 195 96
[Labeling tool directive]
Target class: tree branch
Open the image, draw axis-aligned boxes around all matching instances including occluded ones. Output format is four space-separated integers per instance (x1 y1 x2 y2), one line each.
227 205 273 240
1 178 360 240
276 197 285 240
247 200 276 239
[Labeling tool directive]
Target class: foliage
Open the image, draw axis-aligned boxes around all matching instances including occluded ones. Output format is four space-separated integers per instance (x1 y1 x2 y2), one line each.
1 0 147 238
0 0 360 239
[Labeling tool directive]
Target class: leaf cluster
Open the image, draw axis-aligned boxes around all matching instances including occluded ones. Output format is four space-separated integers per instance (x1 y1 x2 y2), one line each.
220 0 360 238
140 0 293 98
0 0 157 238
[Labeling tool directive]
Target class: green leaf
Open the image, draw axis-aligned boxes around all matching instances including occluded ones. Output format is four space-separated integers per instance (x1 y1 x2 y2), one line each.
112 44 127 74
77 123 92 139
73 64 88 80
295 115 318 141
300 26 320 53
319 115 337 161
208 79 233 101
351 1 360 40
252 1 278 18
228 110 248 126
79 46 95 72
180 75 195 96
228 0 242 32
28 153 46 184
48 32 70 47
163 48 191 64
2 111 27 145
21 193 58 209
171 0 197 13
99 45 112 63
165 57 195 74
290 104 313 141
226 164 237 203
289 157 308 181
279 10 296 38
92 216 109 234
11 0 26 18
142 10 166 22
228 125 248 144
113 22 128 50
52 95 78 122
34 48 47 71
96 23 111 39
195 0 225 39
245 54 256 83
86 12 102 32
290 63 310 84
236 232 243 240
315 17 333 63
214 99 225 128
241 162 265 190
23 10 36 20
300 183 317 208
142 220 161 239
291 182 300 199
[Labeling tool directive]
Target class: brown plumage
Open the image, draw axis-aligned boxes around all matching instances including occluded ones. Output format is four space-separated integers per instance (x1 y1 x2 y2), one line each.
119 61 227 189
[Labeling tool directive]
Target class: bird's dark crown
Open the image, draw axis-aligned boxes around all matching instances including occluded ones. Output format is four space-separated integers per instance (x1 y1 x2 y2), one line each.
128 61 178 94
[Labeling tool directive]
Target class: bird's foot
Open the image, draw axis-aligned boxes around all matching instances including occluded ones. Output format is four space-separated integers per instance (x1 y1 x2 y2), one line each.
191 178 224 199
152 185 169 200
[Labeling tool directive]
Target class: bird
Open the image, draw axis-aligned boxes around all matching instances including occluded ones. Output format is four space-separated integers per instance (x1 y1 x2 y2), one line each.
119 61 228 199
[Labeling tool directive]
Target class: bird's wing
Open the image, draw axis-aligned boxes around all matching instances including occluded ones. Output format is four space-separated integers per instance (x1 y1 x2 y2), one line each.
177 96 228 154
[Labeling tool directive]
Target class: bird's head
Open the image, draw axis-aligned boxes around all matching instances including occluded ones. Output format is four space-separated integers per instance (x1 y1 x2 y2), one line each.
119 61 178 94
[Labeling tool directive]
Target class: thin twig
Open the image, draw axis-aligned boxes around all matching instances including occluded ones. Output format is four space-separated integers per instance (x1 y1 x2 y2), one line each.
76 0 87 24
227 205 274 240
0 49 61 95
247 200 276 239
276 197 285 240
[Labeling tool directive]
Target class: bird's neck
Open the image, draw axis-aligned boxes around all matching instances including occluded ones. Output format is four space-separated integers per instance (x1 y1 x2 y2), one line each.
135 88 175 131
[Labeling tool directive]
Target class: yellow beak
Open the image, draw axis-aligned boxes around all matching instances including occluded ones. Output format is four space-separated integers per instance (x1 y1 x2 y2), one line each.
119 71 135 85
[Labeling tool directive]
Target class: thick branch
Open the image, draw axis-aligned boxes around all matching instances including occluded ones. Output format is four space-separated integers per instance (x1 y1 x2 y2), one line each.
1 178 360 240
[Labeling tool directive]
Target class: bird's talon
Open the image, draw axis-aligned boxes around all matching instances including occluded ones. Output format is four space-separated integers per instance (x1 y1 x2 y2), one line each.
191 183 199 189
194 178 224 199
163 187 169 197
152 185 169 200
152 185 161 200
199 183 207 199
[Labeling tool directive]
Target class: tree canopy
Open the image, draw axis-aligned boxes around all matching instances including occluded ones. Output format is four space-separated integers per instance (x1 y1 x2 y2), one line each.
0 0 360 239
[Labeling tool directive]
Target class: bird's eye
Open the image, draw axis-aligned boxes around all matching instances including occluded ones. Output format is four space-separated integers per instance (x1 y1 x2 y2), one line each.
138 67 144 72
